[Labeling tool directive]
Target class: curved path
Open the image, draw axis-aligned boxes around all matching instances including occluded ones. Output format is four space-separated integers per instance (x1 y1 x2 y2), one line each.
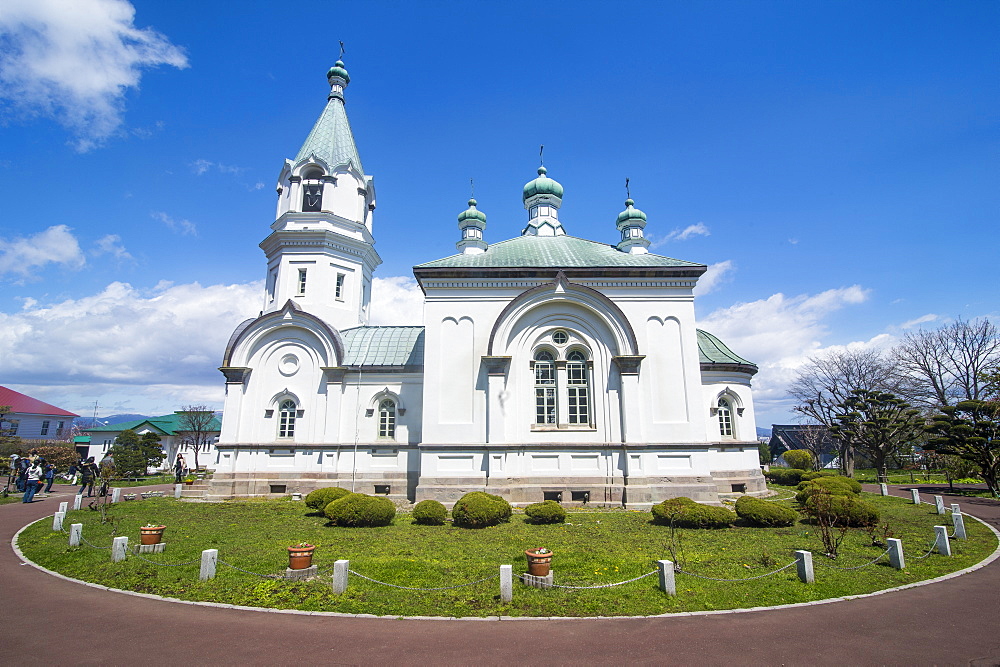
4 484 999 665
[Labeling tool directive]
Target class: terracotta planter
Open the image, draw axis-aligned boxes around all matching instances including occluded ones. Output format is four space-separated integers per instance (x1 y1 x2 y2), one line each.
287 545 315 570
183 480 193 486
140 526 166 545
525 549 553 576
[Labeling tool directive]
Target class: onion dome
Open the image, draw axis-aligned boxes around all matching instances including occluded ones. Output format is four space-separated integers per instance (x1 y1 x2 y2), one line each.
616 198 647 226
457 198 487 226
456 197 487 254
616 197 650 254
522 166 564 202
327 60 350 84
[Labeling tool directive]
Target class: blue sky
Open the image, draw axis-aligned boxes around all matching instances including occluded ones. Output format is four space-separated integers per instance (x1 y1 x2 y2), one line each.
0 0 997 426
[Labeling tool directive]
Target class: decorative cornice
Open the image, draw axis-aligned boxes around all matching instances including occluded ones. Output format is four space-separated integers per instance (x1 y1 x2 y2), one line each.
481 356 511 376
700 362 759 377
612 355 645 375
322 367 347 383
219 367 252 383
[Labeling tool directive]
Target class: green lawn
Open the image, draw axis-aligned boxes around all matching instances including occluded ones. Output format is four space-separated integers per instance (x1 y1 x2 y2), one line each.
17 491 996 617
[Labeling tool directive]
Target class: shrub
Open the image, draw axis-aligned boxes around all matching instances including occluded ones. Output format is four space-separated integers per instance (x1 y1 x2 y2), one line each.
765 468 808 486
451 491 512 528
801 470 838 481
304 486 351 511
735 496 799 527
804 492 879 527
412 499 448 525
324 493 396 527
651 497 735 528
782 449 814 470
795 476 862 503
524 500 567 524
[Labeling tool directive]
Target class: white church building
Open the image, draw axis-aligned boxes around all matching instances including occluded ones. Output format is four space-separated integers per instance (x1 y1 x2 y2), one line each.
208 60 766 507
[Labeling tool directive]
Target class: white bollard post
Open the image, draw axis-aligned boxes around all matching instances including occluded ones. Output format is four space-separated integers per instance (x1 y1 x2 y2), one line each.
934 495 946 515
934 526 952 556
795 550 814 584
952 510 967 540
657 559 676 595
880 483 888 496
111 487 121 503
887 538 905 569
332 559 349 594
58 501 68 514
69 523 82 547
500 564 513 603
910 488 920 505
52 511 65 532
174 484 183 499
72 494 83 511
200 549 218 581
111 536 128 562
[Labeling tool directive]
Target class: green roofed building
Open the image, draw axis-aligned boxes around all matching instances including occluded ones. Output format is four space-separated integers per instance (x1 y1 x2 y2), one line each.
211 59 764 507
83 412 221 472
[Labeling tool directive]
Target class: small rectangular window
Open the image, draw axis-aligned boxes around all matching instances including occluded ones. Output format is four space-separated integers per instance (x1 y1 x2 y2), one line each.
40 420 50 436
297 269 307 295
543 491 563 503
269 484 287 494
56 421 64 436
374 484 390 495
7 420 18 435
335 273 345 299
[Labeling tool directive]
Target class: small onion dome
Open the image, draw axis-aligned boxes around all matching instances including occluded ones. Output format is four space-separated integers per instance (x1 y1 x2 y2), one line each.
327 60 350 84
457 198 487 226
616 198 647 226
522 166 564 201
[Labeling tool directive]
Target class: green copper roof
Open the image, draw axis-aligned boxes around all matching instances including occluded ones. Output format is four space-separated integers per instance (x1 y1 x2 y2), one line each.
415 235 703 269
341 326 425 367
83 413 221 436
523 166 564 201
327 60 350 84
294 87 364 174
458 198 487 225
697 329 756 367
617 199 647 225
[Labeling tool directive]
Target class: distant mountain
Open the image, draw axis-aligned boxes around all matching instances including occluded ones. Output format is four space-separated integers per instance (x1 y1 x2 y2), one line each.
73 414 150 429
756 427 772 438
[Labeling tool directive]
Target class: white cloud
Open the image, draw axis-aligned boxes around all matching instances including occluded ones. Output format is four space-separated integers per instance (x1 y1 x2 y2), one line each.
369 276 424 325
93 234 132 261
190 159 247 176
693 260 734 297
0 0 188 151
900 313 938 330
648 222 710 249
0 224 86 277
151 211 197 236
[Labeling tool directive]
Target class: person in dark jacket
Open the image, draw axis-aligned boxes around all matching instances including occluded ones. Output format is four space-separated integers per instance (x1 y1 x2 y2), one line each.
78 457 98 497
43 463 56 493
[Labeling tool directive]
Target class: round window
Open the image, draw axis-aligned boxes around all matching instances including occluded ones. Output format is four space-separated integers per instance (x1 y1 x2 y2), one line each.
552 330 568 345
278 354 300 376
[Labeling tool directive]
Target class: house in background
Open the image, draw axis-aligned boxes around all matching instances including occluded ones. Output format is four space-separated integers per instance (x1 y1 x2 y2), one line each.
768 424 838 467
0 386 78 441
83 412 222 470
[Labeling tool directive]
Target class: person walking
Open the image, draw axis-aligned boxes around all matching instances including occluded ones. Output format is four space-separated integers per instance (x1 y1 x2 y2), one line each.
15 456 28 493
174 455 186 483
78 457 98 497
22 460 42 503
43 463 56 493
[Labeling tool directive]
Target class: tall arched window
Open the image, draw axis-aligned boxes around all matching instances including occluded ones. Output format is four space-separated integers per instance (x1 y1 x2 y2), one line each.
378 399 396 439
301 168 323 212
717 397 734 438
566 350 590 425
534 350 556 425
278 399 297 438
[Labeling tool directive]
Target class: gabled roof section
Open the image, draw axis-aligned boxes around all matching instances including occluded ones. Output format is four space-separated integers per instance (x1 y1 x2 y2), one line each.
294 95 364 174
415 235 703 271
697 329 758 375
0 386 78 418
83 413 221 436
341 326 424 368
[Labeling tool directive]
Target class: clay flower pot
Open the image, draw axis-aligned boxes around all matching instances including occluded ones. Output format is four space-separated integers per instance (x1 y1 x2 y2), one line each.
525 548 553 576
140 525 166 545
287 544 315 570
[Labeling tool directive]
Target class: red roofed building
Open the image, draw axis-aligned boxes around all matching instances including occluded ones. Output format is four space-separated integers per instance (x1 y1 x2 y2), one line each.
0 386 79 441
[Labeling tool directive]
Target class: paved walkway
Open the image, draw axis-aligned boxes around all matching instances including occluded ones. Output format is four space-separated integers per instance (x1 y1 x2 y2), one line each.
3 484 999 665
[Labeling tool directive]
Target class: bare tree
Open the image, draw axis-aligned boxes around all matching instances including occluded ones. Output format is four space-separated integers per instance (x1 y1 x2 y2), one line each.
175 406 216 471
894 318 1000 409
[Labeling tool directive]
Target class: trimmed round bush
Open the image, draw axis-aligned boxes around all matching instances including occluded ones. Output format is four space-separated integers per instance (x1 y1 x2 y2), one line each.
412 499 448 525
651 497 735 528
324 493 396 527
804 492 879 527
782 449 814 470
801 470 838 482
524 500 567 524
451 491 512 528
304 486 351 511
735 496 799 527
765 468 808 486
795 476 862 503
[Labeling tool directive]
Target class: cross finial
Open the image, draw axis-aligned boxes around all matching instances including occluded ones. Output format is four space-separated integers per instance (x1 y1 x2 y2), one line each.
339 41 345 60
539 144 544 166
470 177 475 198
625 177 631 200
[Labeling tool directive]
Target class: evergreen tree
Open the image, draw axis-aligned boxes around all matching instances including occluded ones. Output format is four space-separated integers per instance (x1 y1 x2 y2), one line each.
925 400 1000 497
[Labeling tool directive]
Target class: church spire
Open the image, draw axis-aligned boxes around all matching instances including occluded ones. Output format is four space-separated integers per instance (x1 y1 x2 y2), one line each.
616 179 650 254
293 59 364 174
521 157 566 236
456 187 488 254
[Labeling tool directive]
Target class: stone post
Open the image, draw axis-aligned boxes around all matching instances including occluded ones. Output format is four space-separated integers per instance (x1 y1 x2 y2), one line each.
58 501 68 514
934 495 946 515
69 523 82 547
910 488 920 505
951 509 967 540
174 484 183 499
887 538 905 570
879 483 888 496
657 560 676 595
934 526 952 556
499 564 513 603
52 511 65 532
111 487 121 503
200 549 218 581
795 550 814 584
111 536 128 562
72 494 83 511
332 559 349 594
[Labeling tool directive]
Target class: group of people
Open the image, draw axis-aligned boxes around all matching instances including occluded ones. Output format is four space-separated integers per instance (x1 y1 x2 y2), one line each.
8 450 57 503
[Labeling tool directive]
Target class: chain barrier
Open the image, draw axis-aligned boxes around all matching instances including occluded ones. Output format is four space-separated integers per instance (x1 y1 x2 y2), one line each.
78 534 111 550
677 560 797 582
814 548 891 571
518 570 657 590
348 569 499 591
217 559 281 580
127 546 202 567
912 538 939 560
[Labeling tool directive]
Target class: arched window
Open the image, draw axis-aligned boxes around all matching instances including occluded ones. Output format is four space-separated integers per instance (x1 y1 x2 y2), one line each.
378 399 396 439
718 397 734 438
302 168 323 212
534 350 556 424
278 399 297 438
566 350 591 425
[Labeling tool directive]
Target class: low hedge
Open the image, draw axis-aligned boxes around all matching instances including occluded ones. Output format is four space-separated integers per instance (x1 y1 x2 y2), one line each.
795 476 862 503
651 497 735 528
735 496 799 527
765 468 808 486
451 492 512 528
324 493 396 527
524 500 567 524
304 486 351 511
412 499 448 525
804 492 879 527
